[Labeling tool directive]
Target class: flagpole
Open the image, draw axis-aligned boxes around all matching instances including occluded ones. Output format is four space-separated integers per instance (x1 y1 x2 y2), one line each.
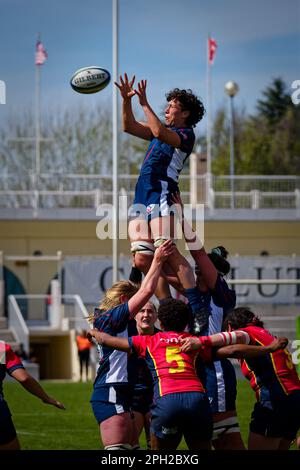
112 0 119 283
35 42 41 177
206 34 212 208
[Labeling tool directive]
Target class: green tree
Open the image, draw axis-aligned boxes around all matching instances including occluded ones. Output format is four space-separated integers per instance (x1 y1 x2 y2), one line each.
257 78 293 127
209 78 300 176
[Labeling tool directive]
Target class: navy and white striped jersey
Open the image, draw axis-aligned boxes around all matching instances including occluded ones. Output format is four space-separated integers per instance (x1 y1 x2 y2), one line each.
93 303 132 387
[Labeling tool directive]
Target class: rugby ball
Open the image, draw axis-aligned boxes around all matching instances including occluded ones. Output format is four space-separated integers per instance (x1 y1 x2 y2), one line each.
70 66 110 94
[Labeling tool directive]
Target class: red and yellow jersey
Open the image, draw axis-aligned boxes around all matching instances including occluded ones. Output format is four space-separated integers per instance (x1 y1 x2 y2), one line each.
0 342 24 398
128 331 211 400
239 326 300 401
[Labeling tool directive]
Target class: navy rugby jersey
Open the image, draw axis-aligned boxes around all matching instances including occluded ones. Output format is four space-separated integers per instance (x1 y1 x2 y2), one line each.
208 274 236 334
93 303 132 387
140 127 195 183
205 275 237 413
127 324 159 394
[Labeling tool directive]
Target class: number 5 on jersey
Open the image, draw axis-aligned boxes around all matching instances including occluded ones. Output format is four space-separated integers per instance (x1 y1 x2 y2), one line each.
166 346 185 373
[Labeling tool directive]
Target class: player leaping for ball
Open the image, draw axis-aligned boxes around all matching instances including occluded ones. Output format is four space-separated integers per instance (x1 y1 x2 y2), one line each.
115 74 205 299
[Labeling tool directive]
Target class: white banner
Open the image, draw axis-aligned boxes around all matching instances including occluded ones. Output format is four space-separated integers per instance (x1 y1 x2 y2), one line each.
229 256 300 304
64 256 133 304
64 256 300 305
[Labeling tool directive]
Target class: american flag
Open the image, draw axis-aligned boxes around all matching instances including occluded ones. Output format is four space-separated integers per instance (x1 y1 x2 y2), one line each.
35 40 48 65
208 37 217 65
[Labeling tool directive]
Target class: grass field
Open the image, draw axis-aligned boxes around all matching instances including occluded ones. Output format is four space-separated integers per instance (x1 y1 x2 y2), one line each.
3 379 298 450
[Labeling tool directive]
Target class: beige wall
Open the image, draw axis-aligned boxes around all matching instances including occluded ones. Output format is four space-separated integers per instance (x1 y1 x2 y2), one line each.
30 333 73 379
0 220 298 256
202 221 299 256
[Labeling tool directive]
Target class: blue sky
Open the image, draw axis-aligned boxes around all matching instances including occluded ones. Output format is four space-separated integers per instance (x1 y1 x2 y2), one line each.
0 0 299 138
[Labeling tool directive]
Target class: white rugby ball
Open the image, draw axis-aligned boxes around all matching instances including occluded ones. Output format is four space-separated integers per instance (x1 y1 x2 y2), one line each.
70 66 110 94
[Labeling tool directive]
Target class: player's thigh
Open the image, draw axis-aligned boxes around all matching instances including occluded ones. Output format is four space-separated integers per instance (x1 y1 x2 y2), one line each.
100 412 135 447
128 218 152 242
149 215 175 240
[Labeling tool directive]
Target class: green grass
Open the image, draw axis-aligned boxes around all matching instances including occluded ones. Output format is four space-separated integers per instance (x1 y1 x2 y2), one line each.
3 380 298 450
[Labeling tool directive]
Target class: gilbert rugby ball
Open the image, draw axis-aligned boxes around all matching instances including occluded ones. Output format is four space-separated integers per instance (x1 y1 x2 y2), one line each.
70 66 110 94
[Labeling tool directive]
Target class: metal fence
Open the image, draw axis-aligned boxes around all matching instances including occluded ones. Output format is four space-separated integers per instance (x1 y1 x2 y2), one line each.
0 173 299 210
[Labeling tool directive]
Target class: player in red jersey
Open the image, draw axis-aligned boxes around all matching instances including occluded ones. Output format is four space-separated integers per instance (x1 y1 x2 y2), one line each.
223 307 300 450
171 192 245 449
88 298 285 450
0 341 65 450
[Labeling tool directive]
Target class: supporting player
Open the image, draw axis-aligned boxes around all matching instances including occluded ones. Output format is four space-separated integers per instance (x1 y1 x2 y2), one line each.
0 342 65 450
172 191 246 449
128 301 159 449
223 307 300 450
89 240 174 451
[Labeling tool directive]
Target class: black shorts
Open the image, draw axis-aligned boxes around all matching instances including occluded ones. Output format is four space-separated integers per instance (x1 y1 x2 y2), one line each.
0 398 17 445
250 390 300 440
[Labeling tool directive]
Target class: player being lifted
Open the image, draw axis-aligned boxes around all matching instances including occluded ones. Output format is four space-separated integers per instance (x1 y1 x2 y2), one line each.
115 74 205 298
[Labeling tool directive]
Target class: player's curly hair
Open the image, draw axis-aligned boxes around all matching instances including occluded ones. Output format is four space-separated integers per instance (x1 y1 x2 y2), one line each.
166 88 205 127
158 298 191 332
223 307 264 331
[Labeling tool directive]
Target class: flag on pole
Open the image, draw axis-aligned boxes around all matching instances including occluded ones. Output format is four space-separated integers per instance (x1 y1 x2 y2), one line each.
208 37 217 65
35 40 48 65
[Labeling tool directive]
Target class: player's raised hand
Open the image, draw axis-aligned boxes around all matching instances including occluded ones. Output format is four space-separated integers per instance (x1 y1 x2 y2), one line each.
154 239 175 263
135 79 148 106
114 73 136 101
179 335 202 352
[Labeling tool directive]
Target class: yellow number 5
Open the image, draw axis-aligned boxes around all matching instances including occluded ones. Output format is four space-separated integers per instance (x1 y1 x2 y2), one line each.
166 346 185 374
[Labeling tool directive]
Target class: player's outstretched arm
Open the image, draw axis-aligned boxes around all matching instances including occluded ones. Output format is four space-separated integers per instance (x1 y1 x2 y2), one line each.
135 80 182 148
215 337 288 359
179 330 250 352
88 329 131 353
171 192 217 290
115 73 152 140
128 240 175 317
10 368 65 409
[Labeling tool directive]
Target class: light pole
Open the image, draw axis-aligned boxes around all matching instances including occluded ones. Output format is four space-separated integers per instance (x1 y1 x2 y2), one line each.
112 0 119 283
224 81 239 209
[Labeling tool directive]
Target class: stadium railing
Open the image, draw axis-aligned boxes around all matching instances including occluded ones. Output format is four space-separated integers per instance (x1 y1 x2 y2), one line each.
0 174 299 210
8 295 29 354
